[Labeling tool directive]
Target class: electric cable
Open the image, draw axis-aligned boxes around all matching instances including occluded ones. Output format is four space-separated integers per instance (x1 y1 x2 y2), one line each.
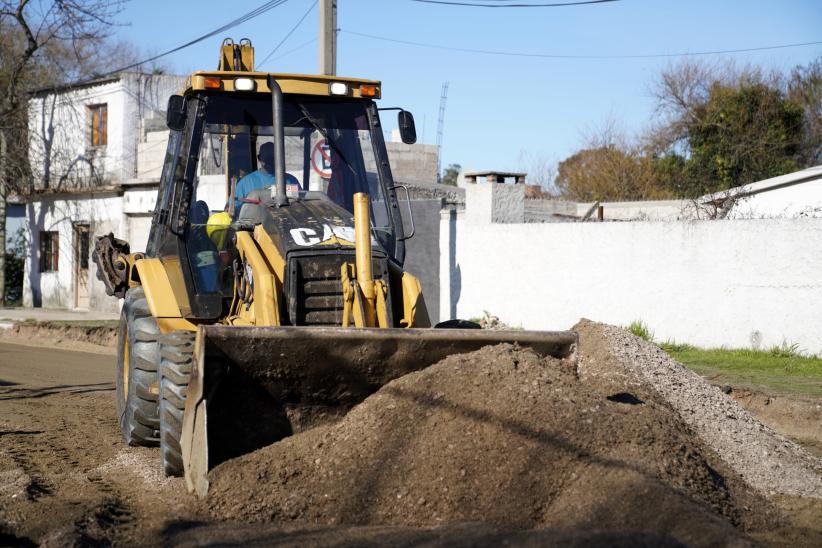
411 0 620 7
265 36 318 64
342 29 822 60
88 0 292 81
258 0 318 68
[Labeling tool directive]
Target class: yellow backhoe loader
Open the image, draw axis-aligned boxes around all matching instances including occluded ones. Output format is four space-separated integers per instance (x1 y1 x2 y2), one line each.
93 39 577 497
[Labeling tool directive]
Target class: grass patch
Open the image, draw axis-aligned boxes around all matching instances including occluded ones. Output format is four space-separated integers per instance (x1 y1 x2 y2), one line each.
622 320 822 397
626 320 654 342
663 344 822 397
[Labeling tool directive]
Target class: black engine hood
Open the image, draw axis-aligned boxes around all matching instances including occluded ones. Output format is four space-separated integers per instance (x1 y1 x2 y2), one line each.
259 196 379 257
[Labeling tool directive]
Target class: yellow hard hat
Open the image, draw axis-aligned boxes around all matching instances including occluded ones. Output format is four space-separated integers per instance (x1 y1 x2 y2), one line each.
206 211 232 248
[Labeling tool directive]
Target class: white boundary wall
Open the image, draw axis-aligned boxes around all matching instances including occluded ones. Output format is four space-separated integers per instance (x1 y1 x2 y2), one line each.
441 187 822 353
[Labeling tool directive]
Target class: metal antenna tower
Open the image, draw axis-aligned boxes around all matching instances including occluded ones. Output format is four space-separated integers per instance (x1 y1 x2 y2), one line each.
436 81 449 183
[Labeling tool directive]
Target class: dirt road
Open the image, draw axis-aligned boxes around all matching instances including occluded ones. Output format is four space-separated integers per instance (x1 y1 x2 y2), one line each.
0 342 198 546
0 342 113 387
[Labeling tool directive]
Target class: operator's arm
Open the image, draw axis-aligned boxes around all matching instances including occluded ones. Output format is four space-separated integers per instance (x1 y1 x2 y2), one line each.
233 176 250 213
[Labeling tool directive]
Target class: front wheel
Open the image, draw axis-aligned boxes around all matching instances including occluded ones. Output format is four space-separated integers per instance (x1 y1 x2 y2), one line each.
159 330 195 477
116 287 160 446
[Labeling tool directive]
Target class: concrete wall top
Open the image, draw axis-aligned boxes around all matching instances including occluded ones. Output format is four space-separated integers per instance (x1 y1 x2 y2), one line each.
402 180 464 204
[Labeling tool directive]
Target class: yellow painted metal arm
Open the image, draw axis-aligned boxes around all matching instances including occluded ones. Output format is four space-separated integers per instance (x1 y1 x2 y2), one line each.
134 258 197 334
388 263 431 328
232 231 281 326
346 192 389 328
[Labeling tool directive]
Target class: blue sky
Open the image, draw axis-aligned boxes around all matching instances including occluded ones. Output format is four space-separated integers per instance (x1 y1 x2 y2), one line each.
116 0 822 176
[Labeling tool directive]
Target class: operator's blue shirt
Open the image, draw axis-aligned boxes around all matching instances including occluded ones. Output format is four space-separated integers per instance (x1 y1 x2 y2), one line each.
234 170 299 212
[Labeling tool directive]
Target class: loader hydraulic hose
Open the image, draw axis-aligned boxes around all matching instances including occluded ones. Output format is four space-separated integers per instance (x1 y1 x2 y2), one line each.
269 76 288 207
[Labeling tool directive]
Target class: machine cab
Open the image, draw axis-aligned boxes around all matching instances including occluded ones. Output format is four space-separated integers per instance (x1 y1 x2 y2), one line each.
147 66 416 320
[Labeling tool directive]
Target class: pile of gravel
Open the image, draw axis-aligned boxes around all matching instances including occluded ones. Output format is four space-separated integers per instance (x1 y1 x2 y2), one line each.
575 319 822 499
207 344 771 546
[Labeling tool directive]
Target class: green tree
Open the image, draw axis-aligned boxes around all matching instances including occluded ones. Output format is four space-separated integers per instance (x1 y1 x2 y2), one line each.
682 82 803 195
554 60 821 202
649 60 814 197
441 163 461 186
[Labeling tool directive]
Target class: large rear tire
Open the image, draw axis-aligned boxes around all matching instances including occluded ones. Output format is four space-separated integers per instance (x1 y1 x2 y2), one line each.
116 287 160 446
159 330 195 477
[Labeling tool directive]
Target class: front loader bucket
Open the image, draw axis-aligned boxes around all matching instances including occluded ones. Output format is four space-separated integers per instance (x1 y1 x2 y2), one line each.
181 325 577 496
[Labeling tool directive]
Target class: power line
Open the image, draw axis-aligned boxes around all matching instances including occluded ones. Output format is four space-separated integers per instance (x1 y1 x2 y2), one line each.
91 0 292 81
266 37 319 64
343 29 822 60
258 0 318 68
411 0 620 7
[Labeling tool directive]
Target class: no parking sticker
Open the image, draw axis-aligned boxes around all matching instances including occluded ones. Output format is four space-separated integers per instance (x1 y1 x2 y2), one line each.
311 139 332 179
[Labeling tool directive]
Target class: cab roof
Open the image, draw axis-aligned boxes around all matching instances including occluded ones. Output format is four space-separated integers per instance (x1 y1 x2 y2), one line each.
184 71 382 100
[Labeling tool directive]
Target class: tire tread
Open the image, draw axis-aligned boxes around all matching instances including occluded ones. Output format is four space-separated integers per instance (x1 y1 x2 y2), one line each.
116 287 160 447
159 330 195 477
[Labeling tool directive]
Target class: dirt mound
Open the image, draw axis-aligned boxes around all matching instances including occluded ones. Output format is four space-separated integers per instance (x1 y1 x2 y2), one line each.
208 344 773 546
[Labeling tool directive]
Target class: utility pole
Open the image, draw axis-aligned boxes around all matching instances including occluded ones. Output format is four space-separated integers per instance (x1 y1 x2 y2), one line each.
319 0 337 75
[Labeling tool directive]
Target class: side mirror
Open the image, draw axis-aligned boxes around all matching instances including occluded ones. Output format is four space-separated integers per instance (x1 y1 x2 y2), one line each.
398 110 417 144
166 95 186 131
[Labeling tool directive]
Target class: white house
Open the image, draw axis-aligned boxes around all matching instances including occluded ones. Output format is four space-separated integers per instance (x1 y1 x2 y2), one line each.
23 72 186 311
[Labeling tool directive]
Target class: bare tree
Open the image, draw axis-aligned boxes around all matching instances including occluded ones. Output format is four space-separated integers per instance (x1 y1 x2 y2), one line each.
0 0 127 304
516 149 557 196
787 59 822 166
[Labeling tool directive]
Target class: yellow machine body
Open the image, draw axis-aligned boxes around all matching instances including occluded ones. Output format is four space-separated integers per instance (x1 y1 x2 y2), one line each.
94 40 578 495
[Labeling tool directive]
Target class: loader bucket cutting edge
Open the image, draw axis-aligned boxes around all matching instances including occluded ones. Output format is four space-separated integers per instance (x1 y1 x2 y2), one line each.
181 325 578 496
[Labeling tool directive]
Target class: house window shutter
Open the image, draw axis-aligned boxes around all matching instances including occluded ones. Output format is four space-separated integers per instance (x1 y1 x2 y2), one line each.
88 104 108 147
91 108 99 146
39 233 46 272
52 233 59 271
101 105 107 146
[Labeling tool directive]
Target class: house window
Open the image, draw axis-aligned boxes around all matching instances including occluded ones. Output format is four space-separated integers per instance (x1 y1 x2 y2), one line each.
88 104 107 147
40 231 59 272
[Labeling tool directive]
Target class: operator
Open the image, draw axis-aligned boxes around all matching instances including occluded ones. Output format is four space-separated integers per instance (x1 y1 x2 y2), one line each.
233 141 299 212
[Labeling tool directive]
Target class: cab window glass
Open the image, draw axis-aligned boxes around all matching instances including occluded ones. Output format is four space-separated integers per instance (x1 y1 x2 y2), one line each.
184 95 395 296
